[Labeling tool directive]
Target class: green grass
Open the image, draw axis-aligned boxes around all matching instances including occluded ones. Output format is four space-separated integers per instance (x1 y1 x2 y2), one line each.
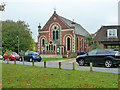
2 63 119 88
41 58 71 61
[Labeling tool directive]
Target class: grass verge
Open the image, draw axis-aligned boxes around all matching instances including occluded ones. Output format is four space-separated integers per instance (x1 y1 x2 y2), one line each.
41 58 71 61
2 63 119 88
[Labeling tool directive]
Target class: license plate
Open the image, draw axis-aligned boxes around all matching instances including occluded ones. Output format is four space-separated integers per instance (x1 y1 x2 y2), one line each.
37 56 39 58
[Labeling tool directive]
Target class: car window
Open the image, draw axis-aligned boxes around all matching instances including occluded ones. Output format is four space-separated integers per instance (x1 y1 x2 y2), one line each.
25 52 28 55
97 50 110 54
88 49 97 55
33 52 39 55
28 52 33 55
11 52 17 55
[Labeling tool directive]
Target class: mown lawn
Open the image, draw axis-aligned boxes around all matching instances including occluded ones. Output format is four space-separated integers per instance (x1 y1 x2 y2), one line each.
41 58 71 61
2 63 119 88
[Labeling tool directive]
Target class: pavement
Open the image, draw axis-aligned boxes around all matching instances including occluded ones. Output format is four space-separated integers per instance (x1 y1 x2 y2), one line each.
0 58 120 74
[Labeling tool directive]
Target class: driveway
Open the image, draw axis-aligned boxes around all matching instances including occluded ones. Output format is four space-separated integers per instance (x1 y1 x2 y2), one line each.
0 58 120 74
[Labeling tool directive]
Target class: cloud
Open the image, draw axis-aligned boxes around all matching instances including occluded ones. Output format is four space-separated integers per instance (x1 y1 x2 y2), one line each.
1 0 119 3
105 14 118 25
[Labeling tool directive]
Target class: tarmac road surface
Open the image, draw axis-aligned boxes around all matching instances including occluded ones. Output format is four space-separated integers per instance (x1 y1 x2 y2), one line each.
0 58 120 74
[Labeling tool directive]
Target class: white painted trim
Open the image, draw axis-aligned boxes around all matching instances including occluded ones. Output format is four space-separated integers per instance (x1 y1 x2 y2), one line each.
61 29 74 31
39 35 47 54
49 22 61 41
74 34 76 52
66 36 71 51
63 34 73 52
63 34 73 44
39 31 49 33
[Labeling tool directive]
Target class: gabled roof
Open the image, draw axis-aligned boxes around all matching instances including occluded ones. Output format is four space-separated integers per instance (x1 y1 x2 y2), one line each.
58 15 90 36
93 25 120 41
41 11 89 37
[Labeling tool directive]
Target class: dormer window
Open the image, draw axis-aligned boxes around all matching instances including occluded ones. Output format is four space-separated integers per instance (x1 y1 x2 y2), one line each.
107 29 117 38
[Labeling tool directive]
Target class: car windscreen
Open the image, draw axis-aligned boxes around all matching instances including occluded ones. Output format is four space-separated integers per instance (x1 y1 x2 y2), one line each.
33 52 39 55
11 52 18 55
88 49 97 55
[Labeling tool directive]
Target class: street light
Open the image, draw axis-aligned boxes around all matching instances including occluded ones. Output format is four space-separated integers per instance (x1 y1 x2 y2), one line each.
17 36 19 54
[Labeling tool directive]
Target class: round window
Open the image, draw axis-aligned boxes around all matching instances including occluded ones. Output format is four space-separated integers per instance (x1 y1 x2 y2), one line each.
54 26 57 29
52 24 58 30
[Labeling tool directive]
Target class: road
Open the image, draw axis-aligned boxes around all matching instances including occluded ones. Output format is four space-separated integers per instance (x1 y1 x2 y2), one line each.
0 58 120 74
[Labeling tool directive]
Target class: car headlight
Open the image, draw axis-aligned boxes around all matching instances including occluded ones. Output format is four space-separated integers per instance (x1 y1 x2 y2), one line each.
12 55 15 57
115 52 120 56
33 56 35 58
76 55 80 59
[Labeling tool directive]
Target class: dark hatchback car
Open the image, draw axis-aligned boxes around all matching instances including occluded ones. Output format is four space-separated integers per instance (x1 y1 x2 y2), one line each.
76 49 120 68
19 51 41 62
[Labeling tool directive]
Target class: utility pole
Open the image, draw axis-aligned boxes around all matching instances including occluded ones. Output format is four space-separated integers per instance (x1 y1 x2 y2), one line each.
0 3 5 55
17 36 19 54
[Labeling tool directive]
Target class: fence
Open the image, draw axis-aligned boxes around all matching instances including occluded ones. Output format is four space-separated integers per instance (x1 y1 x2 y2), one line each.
4 57 93 72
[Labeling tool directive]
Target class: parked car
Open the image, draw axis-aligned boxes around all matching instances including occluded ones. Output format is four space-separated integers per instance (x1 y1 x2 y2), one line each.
3 52 20 60
19 51 41 62
0 55 3 60
77 52 86 56
76 49 120 68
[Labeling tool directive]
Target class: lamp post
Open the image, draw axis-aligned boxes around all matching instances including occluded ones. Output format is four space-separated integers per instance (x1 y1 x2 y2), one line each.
17 36 19 54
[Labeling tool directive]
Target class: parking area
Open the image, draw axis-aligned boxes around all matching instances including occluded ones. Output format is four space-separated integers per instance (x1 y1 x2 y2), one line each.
0 58 120 74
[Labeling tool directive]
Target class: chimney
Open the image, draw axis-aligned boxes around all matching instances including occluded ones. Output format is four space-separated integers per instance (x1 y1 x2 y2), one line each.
71 21 75 29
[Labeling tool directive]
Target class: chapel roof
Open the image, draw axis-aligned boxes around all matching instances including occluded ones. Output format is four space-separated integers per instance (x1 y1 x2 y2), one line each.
57 14 90 36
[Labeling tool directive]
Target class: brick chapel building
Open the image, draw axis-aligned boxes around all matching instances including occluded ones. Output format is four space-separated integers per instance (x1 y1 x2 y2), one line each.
37 11 89 57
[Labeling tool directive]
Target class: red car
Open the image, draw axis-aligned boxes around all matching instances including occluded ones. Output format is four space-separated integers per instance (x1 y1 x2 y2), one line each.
3 52 20 60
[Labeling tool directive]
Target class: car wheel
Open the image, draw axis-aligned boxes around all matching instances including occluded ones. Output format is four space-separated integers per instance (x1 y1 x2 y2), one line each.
78 59 84 66
19 57 22 61
29 58 33 62
38 60 41 62
104 60 113 68
3 58 5 61
9 58 12 61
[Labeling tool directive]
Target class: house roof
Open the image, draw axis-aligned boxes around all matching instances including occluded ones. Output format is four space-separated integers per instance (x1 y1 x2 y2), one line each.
93 25 120 41
58 15 90 36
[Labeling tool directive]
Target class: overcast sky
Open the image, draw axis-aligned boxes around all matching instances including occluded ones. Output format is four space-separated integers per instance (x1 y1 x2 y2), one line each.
0 0 119 42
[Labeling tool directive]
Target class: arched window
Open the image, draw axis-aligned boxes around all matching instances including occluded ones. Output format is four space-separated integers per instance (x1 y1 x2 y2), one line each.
67 37 70 51
53 31 55 40
54 46 55 51
47 46 48 51
42 39 45 46
51 45 53 50
56 31 58 40
81 39 83 50
49 45 50 51
77 38 78 50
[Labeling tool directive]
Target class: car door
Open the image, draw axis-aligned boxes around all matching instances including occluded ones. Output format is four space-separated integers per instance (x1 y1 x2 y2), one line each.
24 52 29 61
95 50 108 65
27 52 33 60
84 49 97 65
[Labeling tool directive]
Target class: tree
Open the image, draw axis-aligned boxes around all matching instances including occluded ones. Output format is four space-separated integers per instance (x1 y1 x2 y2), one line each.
85 34 103 52
2 20 35 53
0 3 5 11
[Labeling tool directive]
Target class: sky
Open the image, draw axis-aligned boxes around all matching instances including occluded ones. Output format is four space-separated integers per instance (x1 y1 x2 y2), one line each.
0 0 119 42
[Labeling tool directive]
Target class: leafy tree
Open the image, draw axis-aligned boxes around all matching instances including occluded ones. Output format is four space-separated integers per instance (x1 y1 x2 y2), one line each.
2 20 35 54
85 34 103 52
